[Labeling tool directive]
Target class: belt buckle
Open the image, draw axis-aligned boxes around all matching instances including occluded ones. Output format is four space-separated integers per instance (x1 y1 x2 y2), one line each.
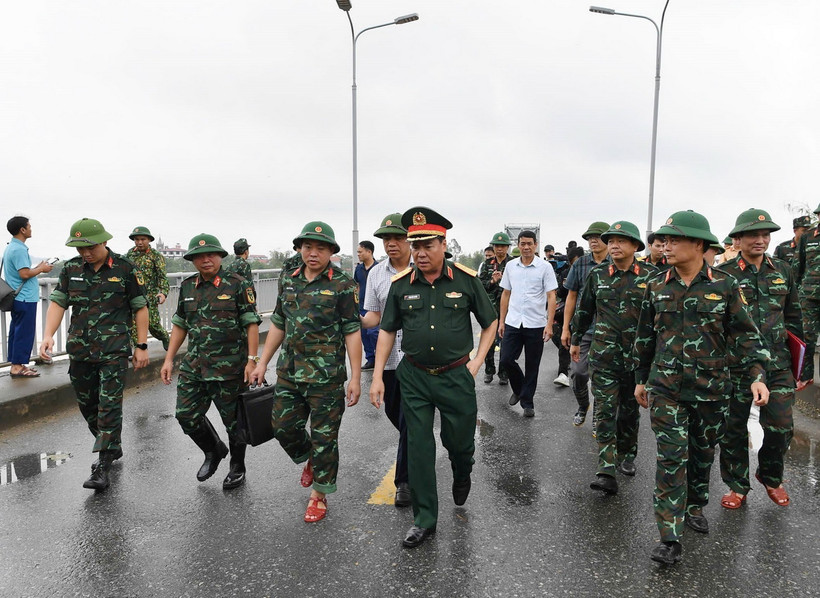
426 366 440 376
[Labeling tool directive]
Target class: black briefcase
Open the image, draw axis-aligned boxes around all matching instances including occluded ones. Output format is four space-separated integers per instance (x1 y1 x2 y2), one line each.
236 384 275 446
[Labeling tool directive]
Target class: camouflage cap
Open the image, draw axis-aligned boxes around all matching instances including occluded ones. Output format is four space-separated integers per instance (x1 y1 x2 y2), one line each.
728 208 781 237
373 213 407 238
128 226 154 241
401 207 452 242
601 220 645 251
793 215 812 229
293 221 340 254
489 231 512 246
183 233 228 260
654 210 719 245
233 238 250 254
581 221 610 240
65 218 113 247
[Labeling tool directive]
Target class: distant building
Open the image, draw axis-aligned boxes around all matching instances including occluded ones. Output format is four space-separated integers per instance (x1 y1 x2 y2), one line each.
248 253 269 263
156 243 186 259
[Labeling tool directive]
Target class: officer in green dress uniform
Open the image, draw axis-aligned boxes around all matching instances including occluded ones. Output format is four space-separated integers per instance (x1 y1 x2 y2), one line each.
160 234 261 490
633 210 770 565
40 218 150 491
370 207 498 548
126 226 171 350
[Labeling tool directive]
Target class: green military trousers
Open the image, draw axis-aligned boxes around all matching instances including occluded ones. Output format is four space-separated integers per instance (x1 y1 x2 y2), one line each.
590 368 640 476
800 295 819 381
720 368 794 493
650 394 726 542
68 358 129 453
176 374 244 441
396 359 477 529
130 298 170 349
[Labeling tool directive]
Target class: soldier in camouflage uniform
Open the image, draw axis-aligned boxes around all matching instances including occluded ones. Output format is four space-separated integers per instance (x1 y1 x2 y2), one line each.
126 226 171 350
719 209 804 510
40 218 149 491
479 231 512 384
570 221 655 495
225 238 255 291
160 234 261 490
633 210 770 565
792 204 820 384
251 221 361 523
773 215 811 262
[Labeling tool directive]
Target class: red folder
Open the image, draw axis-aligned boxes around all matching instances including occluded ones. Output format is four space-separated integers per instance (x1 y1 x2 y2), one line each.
787 331 807 381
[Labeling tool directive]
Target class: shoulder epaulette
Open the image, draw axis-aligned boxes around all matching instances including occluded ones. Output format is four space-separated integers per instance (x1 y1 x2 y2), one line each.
453 262 477 277
391 267 413 283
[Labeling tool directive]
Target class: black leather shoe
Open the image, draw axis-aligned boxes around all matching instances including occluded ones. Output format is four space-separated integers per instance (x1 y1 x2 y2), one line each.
650 541 682 565
590 474 618 495
91 447 123 472
618 460 637 476
498 374 509 386
509 393 520 406
523 408 535 418
483 373 493 384
453 477 471 506
395 482 411 507
573 409 588 427
402 525 435 548
685 511 709 534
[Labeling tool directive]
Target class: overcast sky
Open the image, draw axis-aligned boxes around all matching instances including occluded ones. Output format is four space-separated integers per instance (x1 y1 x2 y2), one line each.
2 1 819 262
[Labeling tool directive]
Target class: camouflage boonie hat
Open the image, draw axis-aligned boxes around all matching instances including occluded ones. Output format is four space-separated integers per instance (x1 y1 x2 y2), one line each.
601 220 645 251
233 238 250 254
728 208 781 237
654 210 719 245
184 233 228 260
128 226 154 241
793 215 812 229
581 221 610 240
373 213 407 238
65 218 113 247
293 221 340 254
489 231 512 246
401 207 452 242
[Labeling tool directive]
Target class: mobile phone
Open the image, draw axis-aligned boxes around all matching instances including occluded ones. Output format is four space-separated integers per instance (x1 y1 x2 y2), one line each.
47 257 59 265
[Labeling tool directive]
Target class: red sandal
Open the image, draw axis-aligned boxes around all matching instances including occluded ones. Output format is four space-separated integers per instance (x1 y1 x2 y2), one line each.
300 461 313 488
304 496 327 522
756 472 790 506
720 490 747 509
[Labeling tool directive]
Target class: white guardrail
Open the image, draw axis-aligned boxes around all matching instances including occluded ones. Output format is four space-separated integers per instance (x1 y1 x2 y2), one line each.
0 269 280 365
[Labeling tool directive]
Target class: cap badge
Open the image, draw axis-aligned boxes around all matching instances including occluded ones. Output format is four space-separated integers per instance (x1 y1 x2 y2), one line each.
198 240 206 246
315 226 323 233
74 231 82 237
666 218 673 225
413 212 427 226
615 224 622 229
758 215 765 221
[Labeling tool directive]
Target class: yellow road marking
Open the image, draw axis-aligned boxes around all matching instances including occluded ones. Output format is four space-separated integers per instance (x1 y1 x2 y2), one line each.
368 463 397 505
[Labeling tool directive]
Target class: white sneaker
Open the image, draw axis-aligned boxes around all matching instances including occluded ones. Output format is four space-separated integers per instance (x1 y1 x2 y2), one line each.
553 373 570 387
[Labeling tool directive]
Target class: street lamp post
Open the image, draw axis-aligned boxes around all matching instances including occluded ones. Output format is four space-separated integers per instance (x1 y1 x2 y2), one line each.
590 2 671 242
336 2 419 272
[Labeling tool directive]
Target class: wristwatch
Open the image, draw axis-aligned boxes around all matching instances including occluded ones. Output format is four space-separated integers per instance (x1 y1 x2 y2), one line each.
248 356 260 363
135 343 148 350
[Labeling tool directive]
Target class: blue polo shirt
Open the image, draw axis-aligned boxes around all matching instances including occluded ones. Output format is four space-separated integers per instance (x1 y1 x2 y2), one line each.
2 239 38 302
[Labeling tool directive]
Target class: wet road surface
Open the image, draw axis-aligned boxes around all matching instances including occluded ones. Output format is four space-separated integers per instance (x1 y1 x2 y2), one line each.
2 342 820 597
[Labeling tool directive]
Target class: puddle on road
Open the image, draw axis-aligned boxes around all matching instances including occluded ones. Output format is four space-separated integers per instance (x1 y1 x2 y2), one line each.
476 417 541 506
0 452 71 486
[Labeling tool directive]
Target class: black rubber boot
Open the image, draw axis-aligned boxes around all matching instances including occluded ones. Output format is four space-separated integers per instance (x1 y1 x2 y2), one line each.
83 450 115 491
189 417 229 482
91 447 123 472
222 441 247 490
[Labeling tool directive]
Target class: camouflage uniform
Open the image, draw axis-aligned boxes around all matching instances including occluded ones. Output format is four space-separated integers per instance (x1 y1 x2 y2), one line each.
773 239 797 263
572 258 655 477
271 262 359 495
792 218 820 381
126 246 170 349
172 267 260 439
719 254 802 494
50 249 147 452
634 262 769 542
479 253 511 378
226 256 254 287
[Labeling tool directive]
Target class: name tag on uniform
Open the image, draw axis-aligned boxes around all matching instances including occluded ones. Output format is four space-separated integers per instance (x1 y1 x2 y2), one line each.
320 290 335 296
445 292 462 298
656 294 672 300
704 293 723 301
108 277 122 282
70 277 84 282
184 297 195 302
598 284 610 289
217 294 230 300
404 294 420 300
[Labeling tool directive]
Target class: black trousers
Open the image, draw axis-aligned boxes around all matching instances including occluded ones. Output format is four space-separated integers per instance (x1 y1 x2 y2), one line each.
499 325 545 410
383 369 409 485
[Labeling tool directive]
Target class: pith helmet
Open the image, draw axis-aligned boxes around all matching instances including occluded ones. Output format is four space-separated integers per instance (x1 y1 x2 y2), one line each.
723 236 734 246
793 215 812 229
183 233 228 260
129 226 154 241
654 210 719 245
728 208 781 237
581 221 610 240
489 231 512 246
65 218 113 247
401 207 452 242
293 221 340 254
601 221 645 251
511 247 521 257
709 242 725 255
373 213 407 238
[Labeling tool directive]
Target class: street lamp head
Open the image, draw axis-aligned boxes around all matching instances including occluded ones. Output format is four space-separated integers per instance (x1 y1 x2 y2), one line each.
589 6 616 14
336 0 352 11
394 13 419 25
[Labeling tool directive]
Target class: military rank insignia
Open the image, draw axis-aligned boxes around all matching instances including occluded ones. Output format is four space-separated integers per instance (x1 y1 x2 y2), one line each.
246 288 256 304
738 289 748 305
135 272 145 286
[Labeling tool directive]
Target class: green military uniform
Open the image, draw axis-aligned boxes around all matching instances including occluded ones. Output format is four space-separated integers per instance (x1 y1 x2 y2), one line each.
719 210 803 496
571 222 655 482
271 222 359 495
792 207 820 382
633 210 769 545
50 220 147 455
380 208 497 530
226 238 255 291
478 232 512 381
773 215 811 262
126 226 170 350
